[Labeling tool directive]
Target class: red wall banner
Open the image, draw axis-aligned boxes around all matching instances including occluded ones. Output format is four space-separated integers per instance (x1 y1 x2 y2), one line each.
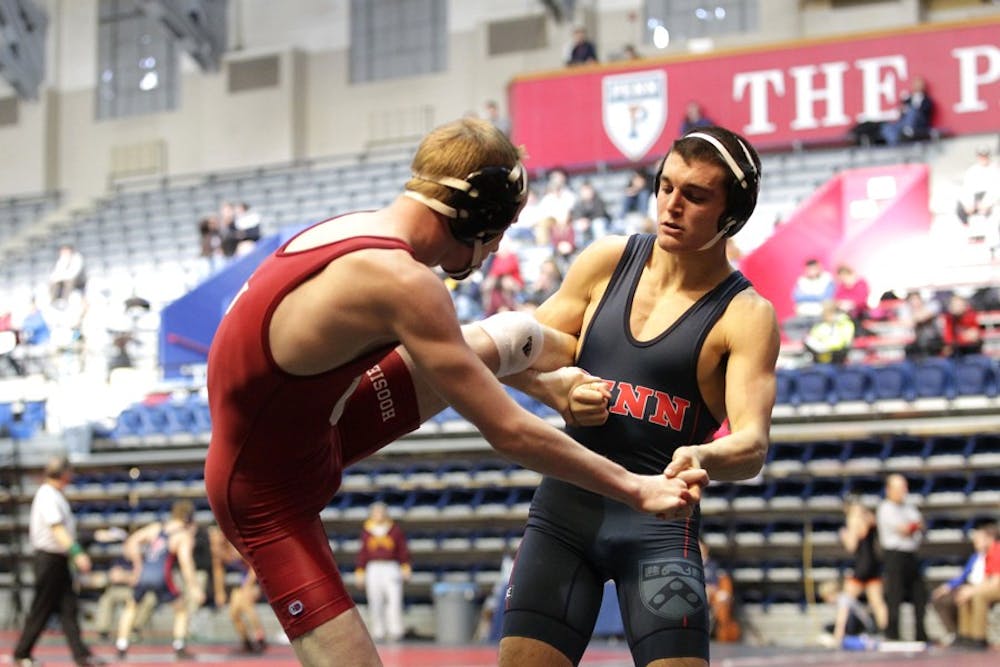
509 20 1000 171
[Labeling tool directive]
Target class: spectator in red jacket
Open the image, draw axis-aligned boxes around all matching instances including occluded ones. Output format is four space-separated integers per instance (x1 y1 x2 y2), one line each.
941 294 983 357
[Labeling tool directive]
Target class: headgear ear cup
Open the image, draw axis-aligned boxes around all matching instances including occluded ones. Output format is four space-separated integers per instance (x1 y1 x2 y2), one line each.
683 130 760 237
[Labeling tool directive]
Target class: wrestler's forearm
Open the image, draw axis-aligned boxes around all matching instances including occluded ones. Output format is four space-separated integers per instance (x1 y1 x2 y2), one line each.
694 430 768 482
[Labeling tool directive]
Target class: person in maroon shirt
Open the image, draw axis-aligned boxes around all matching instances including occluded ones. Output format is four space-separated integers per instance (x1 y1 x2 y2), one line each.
355 503 411 643
833 264 870 327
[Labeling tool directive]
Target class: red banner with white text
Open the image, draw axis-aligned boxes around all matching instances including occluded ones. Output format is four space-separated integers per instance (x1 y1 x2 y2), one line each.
509 20 1000 171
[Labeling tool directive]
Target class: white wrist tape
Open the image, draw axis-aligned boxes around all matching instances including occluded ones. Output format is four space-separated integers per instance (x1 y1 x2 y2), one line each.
476 311 544 377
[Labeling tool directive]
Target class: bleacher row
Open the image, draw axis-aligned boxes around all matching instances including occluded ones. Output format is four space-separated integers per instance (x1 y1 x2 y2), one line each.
93 354 1000 446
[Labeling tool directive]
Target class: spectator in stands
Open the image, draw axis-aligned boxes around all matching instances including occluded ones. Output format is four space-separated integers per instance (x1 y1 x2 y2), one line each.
205 117 693 666
500 126 773 667
802 301 855 364
620 167 653 232
549 213 578 272
880 76 935 146
941 294 983 357
951 520 1000 650
838 500 888 633
701 540 740 642
570 180 610 245
566 25 597 65
833 264 871 328
524 257 564 307
211 528 267 654
218 201 239 258
507 187 543 244
538 167 577 231
48 243 86 305
930 520 997 647
233 202 262 256
792 259 835 319
482 99 511 137
0 309 24 377
115 500 204 661
12 456 101 667
817 579 879 649
356 502 411 644
92 559 156 642
621 43 640 60
198 214 224 273
17 299 51 376
481 238 525 316
956 146 999 236
680 101 715 137
877 474 928 642
901 291 944 360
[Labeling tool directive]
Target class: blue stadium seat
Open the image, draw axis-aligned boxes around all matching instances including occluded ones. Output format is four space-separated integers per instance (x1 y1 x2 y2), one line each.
112 404 153 441
833 364 875 403
805 478 846 509
842 437 886 470
882 435 926 470
766 442 810 474
967 434 1000 467
870 361 916 401
968 472 1000 505
912 357 956 399
768 479 808 509
843 475 885 504
795 364 837 404
806 440 848 472
952 355 998 397
922 473 971 506
923 435 970 469
766 520 804 545
775 369 797 406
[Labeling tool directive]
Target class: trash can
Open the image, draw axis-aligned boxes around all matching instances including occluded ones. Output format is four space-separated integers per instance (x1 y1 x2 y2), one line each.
432 581 478 645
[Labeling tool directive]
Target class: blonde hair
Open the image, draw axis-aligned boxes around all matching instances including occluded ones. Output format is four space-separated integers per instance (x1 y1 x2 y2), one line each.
170 499 195 523
406 117 523 205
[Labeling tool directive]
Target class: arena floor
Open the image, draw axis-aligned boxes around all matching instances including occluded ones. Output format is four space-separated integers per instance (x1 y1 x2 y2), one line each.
1 632 997 667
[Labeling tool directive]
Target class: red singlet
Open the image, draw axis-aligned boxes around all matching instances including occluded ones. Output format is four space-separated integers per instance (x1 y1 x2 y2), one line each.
205 229 421 639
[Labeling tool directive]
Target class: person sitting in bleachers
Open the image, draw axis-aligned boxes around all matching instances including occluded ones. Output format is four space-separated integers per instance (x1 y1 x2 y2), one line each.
803 301 855 364
941 294 983 357
901 291 944 360
833 264 871 330
523 257 564 308
48 243 86 305
792 259 835 319
930 520 997 647
880 76 935 146
233 202 262 256
570 181 610 245
955 147 999 230
950 520 1000 650
620 168 654 234
480 238 524 316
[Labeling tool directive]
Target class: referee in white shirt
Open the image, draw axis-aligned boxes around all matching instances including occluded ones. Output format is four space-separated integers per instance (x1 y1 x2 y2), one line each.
11 456 101 666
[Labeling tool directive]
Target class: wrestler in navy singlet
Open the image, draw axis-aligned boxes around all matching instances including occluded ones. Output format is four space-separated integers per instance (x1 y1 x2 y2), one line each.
134 529 179 603
502 234 751 665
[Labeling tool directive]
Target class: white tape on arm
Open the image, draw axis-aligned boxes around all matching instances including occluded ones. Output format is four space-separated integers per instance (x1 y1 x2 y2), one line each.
476 311 545 377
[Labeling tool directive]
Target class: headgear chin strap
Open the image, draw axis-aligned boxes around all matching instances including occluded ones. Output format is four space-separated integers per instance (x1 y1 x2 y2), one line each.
697 219 738 251
404 161 528 280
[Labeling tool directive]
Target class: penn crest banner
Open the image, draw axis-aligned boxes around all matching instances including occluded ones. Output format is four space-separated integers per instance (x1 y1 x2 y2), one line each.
602 70 667 162
509 18 1000 171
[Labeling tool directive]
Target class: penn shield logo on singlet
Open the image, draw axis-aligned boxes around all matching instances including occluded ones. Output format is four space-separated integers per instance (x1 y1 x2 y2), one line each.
603 380 691 431
638 558 706 620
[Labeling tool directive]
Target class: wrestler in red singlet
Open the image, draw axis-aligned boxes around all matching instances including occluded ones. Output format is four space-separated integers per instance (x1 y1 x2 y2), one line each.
205 229 423 639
